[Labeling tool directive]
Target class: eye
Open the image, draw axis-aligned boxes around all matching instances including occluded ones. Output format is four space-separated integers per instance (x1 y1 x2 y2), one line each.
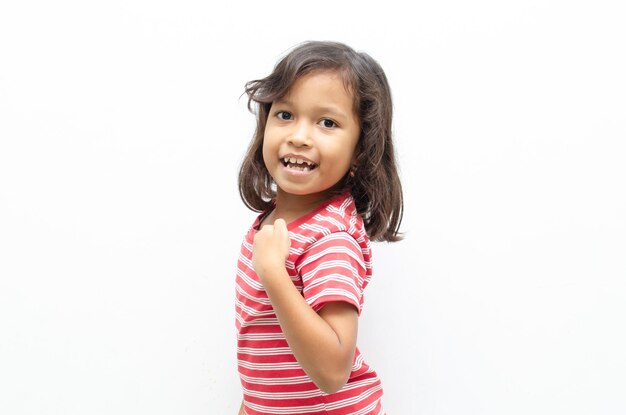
319 118 337 128
276 111 292 120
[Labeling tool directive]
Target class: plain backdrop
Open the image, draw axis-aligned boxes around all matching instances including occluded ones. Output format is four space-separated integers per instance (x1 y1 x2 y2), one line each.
1 1 625 414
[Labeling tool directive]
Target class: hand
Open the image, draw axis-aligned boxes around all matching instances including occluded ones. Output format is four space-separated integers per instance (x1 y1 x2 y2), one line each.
252 218 291 282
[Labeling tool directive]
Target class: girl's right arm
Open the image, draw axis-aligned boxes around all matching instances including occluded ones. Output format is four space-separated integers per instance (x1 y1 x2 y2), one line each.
238 400 245 415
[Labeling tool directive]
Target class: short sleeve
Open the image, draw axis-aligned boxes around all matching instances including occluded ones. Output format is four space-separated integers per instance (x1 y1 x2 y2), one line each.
295 232 367 314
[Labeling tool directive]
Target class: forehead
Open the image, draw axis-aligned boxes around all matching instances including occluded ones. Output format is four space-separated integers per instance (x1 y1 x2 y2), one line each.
278 70 357 113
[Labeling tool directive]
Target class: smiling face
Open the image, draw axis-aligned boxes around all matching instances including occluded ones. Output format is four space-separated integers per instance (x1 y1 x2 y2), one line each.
262 70 360 207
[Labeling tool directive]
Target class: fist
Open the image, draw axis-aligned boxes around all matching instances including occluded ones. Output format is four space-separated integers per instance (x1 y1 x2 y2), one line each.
252 218 291 282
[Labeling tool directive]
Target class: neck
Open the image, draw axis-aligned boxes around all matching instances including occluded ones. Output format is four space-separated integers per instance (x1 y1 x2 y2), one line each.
272 188 334 224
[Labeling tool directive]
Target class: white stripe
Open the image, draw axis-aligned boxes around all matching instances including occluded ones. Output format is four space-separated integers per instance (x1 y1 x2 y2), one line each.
300 246 365 275
238 360 303 371
312 214 347 232
244 400 326 414
236 267 263 291
235 298 274 319
239 373 311 385
238 346 292 356
301 260 363 285
242 385 323 400
235 283 271 305
289 232 316 244
325 383 383 410
238 317 279 327
298 234 364 268
300 222 335 236
238 332 285 341
306 288 360 308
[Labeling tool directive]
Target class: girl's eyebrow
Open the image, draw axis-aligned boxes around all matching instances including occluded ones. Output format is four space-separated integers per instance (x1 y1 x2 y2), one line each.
274 98 348 119
317 106 348 119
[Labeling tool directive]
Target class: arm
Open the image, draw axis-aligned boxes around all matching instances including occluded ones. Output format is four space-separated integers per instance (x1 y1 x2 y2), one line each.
253 219 358 394
238 400 245 415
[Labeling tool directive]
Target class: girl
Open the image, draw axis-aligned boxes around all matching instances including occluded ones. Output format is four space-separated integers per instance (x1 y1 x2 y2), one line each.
235 41 403 415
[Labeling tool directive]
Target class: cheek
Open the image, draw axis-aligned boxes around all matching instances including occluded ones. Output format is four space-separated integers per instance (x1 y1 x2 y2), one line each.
332 141 357 166
261 134 280 173
262 126 277 155
324 151 353 178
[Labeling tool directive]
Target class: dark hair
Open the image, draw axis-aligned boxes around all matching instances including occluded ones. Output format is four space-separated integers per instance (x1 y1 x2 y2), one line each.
238 40 403 242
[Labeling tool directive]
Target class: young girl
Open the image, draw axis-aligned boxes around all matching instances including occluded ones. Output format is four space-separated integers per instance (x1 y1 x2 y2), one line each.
235 41 403 415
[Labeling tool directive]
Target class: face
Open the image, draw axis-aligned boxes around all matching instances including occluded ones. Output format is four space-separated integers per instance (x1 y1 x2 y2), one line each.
262 70 360 205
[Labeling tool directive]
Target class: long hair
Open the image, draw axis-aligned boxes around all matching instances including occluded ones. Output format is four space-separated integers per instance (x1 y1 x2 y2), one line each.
238 40 403 242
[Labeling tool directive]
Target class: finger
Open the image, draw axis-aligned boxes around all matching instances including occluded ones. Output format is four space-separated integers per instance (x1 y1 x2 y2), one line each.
254 225 272 245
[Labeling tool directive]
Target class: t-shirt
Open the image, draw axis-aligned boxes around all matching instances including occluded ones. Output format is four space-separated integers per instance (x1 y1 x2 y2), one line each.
235 192 385 415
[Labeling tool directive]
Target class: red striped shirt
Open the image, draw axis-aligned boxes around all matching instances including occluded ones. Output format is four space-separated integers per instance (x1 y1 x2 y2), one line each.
235 193 385 415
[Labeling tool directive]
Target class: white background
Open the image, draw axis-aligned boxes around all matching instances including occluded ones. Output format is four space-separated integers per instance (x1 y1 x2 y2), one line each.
1 1 625 414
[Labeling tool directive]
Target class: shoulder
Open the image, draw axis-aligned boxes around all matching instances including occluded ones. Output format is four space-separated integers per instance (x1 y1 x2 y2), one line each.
291 193 367 242
291 193 371 263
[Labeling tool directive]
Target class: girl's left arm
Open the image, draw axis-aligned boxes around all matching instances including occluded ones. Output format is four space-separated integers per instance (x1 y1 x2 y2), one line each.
253 219 358 394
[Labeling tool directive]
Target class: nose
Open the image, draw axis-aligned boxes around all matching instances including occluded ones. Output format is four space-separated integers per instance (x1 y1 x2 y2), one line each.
288 120 312 147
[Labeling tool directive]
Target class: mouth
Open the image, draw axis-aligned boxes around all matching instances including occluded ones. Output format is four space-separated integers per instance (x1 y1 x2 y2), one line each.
281 156 318 172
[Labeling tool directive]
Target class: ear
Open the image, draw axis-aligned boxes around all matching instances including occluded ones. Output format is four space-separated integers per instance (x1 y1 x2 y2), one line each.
348 160 357 178
350 149 358 167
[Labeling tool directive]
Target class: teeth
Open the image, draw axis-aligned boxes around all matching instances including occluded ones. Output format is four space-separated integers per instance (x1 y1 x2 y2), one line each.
283 157 315 167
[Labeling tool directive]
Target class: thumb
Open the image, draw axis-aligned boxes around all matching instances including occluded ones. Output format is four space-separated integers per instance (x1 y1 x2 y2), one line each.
273 218 288 237
273 218 291 250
